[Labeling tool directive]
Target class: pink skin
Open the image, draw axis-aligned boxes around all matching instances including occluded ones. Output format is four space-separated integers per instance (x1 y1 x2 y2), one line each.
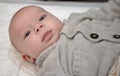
9 6 63 63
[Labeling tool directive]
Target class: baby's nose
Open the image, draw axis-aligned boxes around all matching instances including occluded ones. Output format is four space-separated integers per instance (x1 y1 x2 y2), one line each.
34 23 44 34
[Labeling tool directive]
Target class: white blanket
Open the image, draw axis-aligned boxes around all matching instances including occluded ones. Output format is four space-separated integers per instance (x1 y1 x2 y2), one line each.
0 1 102 76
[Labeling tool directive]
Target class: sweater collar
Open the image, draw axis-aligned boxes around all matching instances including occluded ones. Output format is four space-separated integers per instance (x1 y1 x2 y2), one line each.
35 43 57 67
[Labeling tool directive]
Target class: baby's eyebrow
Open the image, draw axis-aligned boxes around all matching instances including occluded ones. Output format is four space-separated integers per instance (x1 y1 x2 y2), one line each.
24 30 30 39
19 27 28 40
22 24 33 40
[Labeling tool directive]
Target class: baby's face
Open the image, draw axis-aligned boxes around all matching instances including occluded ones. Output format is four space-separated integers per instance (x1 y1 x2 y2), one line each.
10 6 63 58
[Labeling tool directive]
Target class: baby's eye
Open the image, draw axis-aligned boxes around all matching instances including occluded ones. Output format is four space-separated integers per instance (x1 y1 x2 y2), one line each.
24 30 31 39
39 15 46 21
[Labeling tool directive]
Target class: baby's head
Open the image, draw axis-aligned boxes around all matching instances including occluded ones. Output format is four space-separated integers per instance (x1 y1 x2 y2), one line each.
9 6 63 63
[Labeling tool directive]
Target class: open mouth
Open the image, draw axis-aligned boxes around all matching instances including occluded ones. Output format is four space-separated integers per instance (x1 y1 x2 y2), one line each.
42 30 53 42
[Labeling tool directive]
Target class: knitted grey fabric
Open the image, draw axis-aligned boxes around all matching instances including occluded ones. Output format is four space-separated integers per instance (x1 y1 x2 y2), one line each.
36 0 120 76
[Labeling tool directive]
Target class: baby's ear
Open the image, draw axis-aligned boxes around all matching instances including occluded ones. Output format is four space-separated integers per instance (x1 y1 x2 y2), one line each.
22 54 35 63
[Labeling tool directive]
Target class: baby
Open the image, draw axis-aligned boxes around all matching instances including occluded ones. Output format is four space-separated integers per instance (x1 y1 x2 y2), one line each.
9 6 63 63
9 0 120 76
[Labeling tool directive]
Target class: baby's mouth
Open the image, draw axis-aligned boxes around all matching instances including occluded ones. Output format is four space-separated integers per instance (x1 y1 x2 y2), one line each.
42 30 53 42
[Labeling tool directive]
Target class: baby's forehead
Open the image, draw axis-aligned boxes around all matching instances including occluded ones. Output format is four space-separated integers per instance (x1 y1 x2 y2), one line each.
10 6 47 32
18 6 45 15
13 6 43 19
11 6 43 24
16 6 41 17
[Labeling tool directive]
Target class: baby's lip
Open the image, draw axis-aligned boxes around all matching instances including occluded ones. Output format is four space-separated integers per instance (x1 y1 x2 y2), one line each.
42 30 53 42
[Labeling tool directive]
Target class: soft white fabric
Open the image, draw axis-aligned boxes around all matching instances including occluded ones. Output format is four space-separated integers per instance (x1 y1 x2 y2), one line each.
0 1 101 76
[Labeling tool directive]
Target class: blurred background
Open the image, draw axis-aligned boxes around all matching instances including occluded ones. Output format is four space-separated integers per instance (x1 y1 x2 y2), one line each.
0 0 108 2
35 0 108 2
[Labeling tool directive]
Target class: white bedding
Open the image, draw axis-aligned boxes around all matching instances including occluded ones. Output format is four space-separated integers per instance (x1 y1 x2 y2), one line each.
0 1 102 76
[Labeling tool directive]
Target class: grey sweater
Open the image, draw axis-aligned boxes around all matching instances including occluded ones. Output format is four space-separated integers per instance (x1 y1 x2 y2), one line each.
36 0 120 76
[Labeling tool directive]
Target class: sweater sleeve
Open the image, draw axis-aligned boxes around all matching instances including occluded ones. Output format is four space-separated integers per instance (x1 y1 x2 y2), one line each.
66 0 120 25
100 0 120 18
